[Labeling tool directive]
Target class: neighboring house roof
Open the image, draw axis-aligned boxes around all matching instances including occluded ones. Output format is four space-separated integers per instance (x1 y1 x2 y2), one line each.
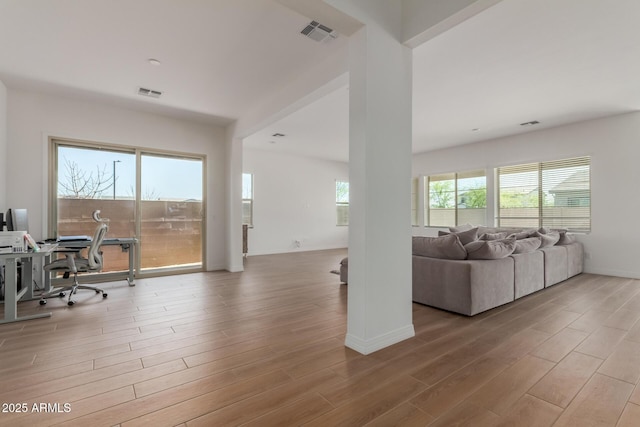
549 169 590 194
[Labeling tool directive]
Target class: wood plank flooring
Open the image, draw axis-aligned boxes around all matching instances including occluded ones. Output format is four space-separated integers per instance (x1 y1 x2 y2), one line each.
1 248 640 426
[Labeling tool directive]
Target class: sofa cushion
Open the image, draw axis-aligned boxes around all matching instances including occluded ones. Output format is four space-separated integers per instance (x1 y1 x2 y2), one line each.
556 230 577 245
535 231 560 247
413 234 467 260
508 229 536 240
477 226 517 235
438 227 478 245
513 237 542 254
480 231 509 241
449 223 474 233
465 237 517 260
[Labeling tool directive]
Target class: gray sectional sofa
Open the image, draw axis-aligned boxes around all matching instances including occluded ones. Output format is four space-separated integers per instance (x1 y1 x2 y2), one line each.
412 226 583 316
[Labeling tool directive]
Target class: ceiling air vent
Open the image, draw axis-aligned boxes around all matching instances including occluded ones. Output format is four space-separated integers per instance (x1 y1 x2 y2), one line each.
138 87 163 98
301 20 337 42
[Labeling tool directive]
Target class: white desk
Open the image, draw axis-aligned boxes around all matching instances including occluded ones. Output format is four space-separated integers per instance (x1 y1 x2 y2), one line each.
55 237 137 285
0 244 58 324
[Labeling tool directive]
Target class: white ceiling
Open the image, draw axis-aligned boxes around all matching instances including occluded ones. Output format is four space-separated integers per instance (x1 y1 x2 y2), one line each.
2 1 640 163
0 0 350 126
246 0 640 162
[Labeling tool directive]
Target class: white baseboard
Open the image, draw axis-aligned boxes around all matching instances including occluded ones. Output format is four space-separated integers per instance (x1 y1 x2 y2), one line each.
583 267 640 280
345 324 415 355
223 263 245 273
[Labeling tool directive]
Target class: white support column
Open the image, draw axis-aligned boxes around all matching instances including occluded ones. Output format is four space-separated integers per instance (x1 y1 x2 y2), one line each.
331 1 415 354
224 123 245 273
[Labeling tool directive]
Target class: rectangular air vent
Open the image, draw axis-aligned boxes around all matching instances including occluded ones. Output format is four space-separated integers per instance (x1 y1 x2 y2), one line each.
138 87 163 98
301 20 337 42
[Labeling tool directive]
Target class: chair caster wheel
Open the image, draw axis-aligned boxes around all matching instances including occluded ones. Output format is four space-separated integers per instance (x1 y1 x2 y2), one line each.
58 292 66 298
95 289 100 293
68 301 75 306
39 300 47 305
102 293 108 298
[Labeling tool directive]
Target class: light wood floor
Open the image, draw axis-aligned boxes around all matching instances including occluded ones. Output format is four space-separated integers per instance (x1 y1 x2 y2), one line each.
1 249 640 426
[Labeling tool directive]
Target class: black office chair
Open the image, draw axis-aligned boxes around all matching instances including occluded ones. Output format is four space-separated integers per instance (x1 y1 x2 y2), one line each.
40 212 109 306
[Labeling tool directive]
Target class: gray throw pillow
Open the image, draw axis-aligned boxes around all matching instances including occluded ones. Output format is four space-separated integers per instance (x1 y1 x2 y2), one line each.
508 229 536 240
465 237 517 260
556 230 577 245
438 227 478 245
449 223 474 233
480 231 509 241
535 231 560 247
413 234 467 260
513 237 542 254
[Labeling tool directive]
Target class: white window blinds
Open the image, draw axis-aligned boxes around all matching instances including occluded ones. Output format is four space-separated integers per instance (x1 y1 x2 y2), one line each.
336 180 349 226
497 156 590 231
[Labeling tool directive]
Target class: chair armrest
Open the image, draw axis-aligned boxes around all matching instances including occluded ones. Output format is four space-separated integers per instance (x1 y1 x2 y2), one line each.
63 253 78 274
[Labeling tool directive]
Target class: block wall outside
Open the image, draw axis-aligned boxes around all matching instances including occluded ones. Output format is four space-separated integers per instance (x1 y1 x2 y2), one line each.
57 198 202 272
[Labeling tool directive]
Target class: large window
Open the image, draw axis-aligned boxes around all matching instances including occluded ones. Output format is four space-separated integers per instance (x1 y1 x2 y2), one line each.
242 173 253 226
497 156 590 231
425 170 486 227
50 139 205 276
336 180 349 226
411 177 419 226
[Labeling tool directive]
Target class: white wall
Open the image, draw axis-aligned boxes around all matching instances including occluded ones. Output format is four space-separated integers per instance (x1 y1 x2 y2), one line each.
0 80 6 210
6 88 228 270
412 112 640 279
243 147 348 255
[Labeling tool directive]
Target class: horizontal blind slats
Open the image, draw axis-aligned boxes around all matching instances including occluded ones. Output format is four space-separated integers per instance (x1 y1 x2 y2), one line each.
497 156 590 231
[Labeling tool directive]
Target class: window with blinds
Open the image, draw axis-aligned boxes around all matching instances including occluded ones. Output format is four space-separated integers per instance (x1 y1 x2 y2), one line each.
496 156 590 231
242 173 253 226
425 170 486 227
411 177 419 226
336 180 349 226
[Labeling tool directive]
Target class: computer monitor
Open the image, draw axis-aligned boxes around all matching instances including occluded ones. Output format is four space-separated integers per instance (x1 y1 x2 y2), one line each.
6 208 29 232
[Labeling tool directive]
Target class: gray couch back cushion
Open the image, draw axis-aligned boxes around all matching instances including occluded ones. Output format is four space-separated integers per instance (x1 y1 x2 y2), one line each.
465 237 517 259
513 237 542 254
413 234 467 260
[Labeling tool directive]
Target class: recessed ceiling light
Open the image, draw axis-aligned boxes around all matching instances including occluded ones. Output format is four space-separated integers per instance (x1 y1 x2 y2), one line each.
148 58 161 66
520 120 540 126
272 133 285 137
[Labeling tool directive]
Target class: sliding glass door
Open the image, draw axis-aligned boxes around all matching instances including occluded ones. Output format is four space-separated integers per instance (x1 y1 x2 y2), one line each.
140 153 204 272
50 139 205 276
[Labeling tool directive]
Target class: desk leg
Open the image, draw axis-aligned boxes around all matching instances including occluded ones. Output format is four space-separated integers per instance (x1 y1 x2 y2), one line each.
43 253 52 293
0 257 52 324
22 258 34 300
127 243 135 286
2 258 18 322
